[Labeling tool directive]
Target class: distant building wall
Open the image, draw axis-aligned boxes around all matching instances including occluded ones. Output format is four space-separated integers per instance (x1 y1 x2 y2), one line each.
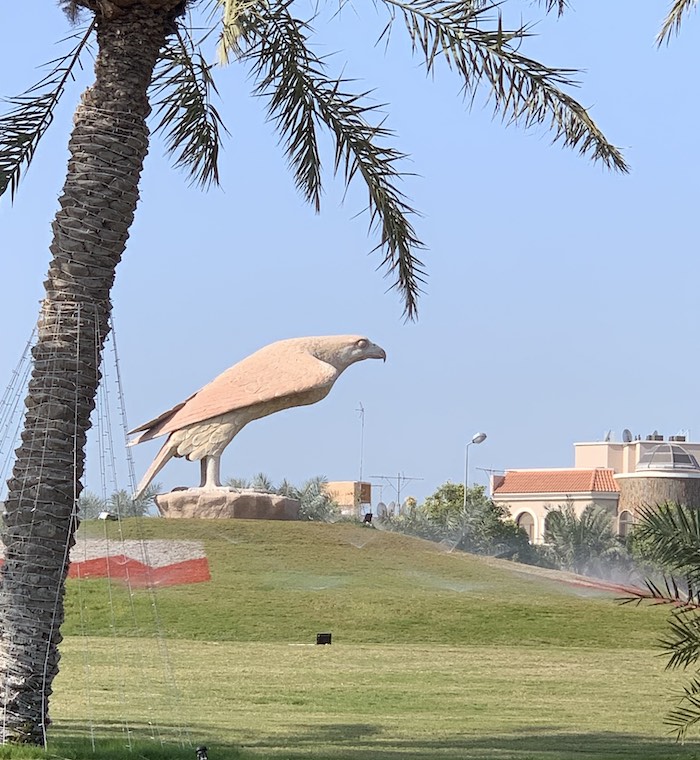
574 440 700 475
325 481 372 517
616 473 700 516
499 493 618 544
574 443 625 472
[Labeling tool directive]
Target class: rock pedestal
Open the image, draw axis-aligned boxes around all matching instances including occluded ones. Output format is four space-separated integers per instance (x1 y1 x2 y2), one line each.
155 488 300 520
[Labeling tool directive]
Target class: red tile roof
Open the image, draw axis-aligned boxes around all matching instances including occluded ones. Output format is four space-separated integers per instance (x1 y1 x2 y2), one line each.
493 469 619 495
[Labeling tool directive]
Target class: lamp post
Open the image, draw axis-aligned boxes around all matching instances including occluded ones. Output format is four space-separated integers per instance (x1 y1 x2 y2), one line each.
464 432 487 508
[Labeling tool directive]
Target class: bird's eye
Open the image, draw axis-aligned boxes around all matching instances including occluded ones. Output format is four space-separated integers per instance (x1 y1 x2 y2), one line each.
356 339 369 349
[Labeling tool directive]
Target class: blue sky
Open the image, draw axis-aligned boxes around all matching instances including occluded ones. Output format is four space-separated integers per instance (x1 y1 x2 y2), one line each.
1 2 698 506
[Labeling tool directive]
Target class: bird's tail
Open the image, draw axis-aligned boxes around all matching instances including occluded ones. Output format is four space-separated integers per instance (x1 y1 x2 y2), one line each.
134 437 176 500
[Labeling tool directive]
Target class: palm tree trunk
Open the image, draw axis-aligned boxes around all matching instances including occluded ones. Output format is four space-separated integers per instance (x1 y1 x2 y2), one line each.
0 4 179 745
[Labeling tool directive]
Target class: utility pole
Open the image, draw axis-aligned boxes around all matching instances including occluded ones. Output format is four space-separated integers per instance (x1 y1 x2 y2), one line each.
356 402 365 482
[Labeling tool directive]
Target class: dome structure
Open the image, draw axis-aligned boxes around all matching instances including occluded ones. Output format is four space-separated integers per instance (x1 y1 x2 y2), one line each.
636 443 700 472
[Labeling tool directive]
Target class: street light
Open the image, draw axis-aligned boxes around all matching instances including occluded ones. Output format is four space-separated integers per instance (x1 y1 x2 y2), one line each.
464 432 487 508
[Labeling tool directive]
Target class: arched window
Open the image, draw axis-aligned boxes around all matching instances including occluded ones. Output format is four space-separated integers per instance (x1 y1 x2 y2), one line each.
618 510 634 538
516 512 535 542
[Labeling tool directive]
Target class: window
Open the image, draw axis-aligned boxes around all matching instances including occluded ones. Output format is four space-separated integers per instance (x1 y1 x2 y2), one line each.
618 510 634 538
516 512 535 542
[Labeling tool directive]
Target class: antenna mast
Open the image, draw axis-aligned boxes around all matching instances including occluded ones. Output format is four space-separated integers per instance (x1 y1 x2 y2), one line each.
369 472 423 512
356 402 365 481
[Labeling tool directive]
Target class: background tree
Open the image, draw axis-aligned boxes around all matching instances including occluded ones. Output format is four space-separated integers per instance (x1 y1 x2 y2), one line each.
77 483 161 519
224 476 250 489
295 475 340 522
223 473 340 520
0 0 629 744
382 481 532 559
249 472 275 492
542 503 628 576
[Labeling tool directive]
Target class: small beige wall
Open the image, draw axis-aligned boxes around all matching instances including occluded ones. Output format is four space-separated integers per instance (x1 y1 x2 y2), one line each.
574 441 700 475
574 443 624 472
325 481 372 517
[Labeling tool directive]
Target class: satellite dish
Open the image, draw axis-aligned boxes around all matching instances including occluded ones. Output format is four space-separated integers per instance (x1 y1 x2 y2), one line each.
622 429 633 443
604 430 612 442
376 502 387 518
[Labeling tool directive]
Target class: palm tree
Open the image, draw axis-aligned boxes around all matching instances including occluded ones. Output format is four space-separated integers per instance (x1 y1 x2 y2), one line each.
623 503 700 740
0 0 633 745
77 483 161 518
543 503 627 576
223 476 250 489
250 472 275 492
296 475 339 522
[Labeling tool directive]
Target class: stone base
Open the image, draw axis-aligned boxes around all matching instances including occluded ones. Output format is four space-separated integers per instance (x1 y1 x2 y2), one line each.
154 488 300 520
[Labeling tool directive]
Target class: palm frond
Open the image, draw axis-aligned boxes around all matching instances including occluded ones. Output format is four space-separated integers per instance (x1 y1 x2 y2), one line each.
238 3 425 319
666 674 700 740
216 0 263 63
619 500 700 738
661 608 700 671
151 26 227 188
57 0 83 24
634 503 700 584
381 0 628 172
0 22 95 201
657 0 698 46
58 0 85 24
534 0 569 15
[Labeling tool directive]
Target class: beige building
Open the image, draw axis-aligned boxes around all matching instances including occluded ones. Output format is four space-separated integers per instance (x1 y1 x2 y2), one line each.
492 468 619 544
325 481 372 518
492 432 700 544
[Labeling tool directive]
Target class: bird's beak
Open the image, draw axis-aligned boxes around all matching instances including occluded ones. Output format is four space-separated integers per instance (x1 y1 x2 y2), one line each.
368 343 387 362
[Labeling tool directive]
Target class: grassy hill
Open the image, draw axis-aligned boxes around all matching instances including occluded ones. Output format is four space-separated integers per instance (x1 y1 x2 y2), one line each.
66 518 667 648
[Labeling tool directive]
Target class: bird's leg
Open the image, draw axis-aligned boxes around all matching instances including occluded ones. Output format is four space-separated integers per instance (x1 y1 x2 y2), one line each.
200 455 223 490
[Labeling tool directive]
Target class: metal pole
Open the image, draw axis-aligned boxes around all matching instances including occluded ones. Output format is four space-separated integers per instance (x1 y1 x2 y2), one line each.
356 403 365 482
463 443 470 510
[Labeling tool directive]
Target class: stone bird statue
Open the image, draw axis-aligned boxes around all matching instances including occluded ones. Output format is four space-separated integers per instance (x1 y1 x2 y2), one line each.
129 335 386 498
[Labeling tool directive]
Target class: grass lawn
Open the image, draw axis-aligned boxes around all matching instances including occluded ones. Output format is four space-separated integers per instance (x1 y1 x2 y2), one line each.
7 519 700 759
49 639 700 760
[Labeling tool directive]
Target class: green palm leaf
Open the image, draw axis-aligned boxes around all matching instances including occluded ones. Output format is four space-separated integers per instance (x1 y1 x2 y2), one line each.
381 0 628 172
621 502 700 739
151 27 227 188
667 675 700 740
0 22 94 201
535 0 569 15
657 0 698 46
634 503 700 584
237 2 426 319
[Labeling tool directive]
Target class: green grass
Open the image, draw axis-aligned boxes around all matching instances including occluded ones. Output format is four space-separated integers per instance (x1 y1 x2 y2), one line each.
66 519 665 648
48 640 700 759
8 519 700 759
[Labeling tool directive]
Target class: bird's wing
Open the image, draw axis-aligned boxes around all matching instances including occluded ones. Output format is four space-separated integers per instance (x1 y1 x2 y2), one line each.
129 397 193 435
129 347 337 442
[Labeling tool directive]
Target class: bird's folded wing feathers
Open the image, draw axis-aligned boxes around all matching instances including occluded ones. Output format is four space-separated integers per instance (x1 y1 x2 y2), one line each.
129 397 193 435
129 348 337 443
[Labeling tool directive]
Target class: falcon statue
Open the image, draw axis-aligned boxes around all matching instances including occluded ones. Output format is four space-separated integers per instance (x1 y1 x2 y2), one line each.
129 335 386 498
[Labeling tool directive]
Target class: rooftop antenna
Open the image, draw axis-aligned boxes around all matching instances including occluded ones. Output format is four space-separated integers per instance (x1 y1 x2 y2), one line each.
369 472 423 512
356 402 365 482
